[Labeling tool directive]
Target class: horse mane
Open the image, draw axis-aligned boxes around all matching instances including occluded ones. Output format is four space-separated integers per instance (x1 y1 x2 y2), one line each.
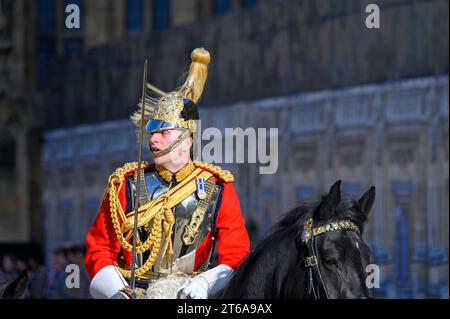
261 193 366 250
221 192 367 298
219 198 317 297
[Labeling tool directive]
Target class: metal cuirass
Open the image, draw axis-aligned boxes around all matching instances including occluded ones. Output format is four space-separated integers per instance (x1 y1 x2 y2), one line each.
125 169 222 277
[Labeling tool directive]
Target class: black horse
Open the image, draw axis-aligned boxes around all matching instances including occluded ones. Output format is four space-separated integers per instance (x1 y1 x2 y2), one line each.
219 180 375 299
0 270 28 299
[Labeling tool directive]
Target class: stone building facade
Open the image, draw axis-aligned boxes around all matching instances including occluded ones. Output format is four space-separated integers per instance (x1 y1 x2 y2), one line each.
39 0 449 129
0 0 41 244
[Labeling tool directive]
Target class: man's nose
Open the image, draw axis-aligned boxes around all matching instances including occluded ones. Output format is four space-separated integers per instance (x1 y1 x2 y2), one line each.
149 133 160 144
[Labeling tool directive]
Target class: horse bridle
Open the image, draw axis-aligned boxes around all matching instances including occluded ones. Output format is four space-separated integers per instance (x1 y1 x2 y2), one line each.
300 218 361 299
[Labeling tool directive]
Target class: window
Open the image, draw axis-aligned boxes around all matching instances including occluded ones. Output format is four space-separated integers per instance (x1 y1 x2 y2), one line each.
64 39 83 55
295 185 314 201
37 0 56 33
214 0 232 15
153 0 170 31
126 0 144 31
37 0 84 87
83 198 99 234
37 38 56 88
61 200 73 242
240 0 258 9
394 201 412 298
37 0 57 88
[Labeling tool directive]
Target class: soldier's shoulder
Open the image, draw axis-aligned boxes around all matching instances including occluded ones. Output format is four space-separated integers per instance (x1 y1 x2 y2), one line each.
109 161 154 179
193 161 234 183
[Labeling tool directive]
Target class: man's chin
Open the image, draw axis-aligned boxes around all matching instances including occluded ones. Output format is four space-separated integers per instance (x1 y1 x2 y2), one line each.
153 153 182 166
152 156 164 165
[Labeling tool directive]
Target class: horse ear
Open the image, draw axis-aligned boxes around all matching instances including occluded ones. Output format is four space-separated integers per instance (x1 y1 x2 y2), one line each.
2 270 28 299
358 186 376 218
317 180 341 220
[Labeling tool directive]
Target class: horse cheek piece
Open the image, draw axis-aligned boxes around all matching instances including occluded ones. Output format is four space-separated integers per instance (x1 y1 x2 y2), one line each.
302 218 329 299
299 180 374 299
301 217 361 299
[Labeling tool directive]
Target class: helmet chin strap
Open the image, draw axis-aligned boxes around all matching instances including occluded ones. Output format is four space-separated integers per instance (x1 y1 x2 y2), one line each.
151 130 191 159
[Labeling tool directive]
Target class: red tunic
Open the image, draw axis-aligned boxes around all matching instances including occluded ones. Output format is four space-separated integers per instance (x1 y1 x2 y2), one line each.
84 167 250 279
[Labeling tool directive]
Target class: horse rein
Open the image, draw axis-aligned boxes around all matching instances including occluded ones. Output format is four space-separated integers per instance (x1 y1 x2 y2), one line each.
300 218 361 299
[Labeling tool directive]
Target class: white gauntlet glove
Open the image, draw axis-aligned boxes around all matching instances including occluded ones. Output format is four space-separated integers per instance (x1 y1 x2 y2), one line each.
177 264 233 299
89 265 130 299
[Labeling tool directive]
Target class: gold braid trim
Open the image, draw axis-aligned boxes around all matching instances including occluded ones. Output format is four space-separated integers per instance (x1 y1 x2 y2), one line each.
106 162 213 279
121 168 213 230
107 161 151 252
106 161 167 278
193 161 234 183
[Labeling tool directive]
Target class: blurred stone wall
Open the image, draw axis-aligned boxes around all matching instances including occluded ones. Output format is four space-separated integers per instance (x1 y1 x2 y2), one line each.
0 0 40 243
39 0 449 129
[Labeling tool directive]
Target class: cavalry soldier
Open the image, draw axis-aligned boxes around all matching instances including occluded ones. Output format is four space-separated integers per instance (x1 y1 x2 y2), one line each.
84 48 250 299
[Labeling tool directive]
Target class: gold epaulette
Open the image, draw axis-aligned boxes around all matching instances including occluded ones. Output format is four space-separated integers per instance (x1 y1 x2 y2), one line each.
193 161 234 183
110 161 152 179
101 161 152 206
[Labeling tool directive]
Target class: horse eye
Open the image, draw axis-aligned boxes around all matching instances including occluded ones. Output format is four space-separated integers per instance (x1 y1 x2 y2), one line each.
324 258 338 267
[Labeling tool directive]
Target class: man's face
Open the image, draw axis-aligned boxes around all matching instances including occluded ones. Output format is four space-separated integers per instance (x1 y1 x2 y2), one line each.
149 129 192 166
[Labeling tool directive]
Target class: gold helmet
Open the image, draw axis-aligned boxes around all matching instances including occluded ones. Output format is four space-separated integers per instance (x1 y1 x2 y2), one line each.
130 48 210 158
131 48 210 135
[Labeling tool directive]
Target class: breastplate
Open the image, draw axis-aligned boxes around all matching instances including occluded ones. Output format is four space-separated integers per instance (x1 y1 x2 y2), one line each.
127 169 222 274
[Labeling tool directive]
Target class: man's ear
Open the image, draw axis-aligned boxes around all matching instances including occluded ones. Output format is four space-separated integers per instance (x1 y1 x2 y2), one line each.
183 135 193 152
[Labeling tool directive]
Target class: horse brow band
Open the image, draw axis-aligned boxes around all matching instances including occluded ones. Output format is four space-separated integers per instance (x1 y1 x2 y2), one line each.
301 218 360 244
